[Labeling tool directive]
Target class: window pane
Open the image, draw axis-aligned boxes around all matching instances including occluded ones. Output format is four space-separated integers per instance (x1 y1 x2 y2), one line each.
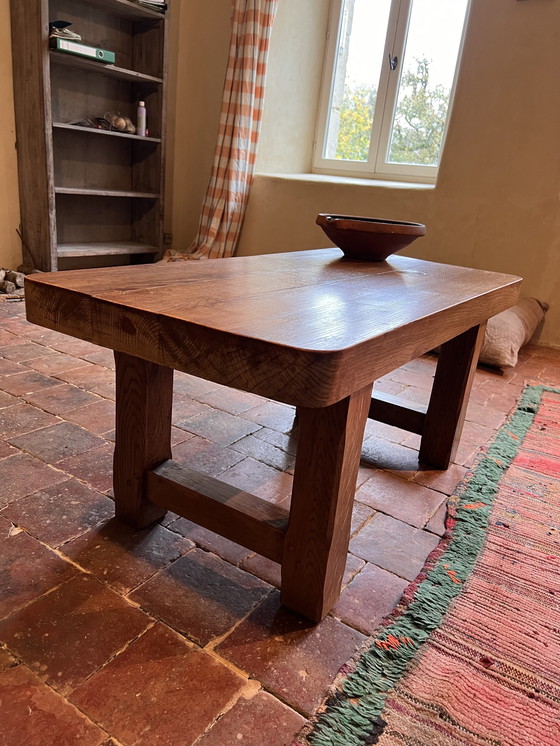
387 0 469 166
324 0 392 161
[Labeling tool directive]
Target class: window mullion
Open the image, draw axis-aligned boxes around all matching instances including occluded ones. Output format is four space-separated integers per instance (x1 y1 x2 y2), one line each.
373 0 412 175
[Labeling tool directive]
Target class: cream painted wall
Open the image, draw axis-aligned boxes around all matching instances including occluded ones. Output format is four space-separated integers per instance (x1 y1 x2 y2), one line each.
235 0 560 347
0 0 21 269
255 0 329 174
168 0 231 252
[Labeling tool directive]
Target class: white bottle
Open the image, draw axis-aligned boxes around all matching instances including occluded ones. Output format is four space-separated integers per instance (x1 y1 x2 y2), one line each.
136 101 147 137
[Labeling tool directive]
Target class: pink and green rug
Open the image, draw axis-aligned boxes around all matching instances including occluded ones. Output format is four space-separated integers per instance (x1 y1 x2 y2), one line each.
297 383 560 746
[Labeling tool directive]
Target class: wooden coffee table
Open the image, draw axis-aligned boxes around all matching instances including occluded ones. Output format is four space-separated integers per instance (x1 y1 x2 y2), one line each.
25 250 521 622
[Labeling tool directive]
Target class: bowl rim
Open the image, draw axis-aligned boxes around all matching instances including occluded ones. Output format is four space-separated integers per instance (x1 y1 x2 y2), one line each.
316 213 426 233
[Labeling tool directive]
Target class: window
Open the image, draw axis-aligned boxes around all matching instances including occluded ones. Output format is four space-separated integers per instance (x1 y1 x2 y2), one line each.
313 0 471 183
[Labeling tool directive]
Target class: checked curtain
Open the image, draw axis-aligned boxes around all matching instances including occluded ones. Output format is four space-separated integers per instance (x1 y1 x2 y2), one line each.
187 0 280 259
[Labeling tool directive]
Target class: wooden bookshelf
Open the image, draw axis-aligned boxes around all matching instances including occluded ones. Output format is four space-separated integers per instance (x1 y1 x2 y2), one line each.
10 0 169 270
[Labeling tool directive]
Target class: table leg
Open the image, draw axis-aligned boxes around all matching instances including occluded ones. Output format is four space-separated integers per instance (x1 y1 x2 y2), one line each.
419 323 486 469
281 383 372 622
113 351 173 528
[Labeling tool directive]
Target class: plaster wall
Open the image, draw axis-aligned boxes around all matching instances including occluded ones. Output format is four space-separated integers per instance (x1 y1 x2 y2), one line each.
0 0 21 270
168 0 231 251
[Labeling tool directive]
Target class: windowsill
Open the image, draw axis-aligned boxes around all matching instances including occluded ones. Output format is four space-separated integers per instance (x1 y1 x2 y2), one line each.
254 172 435 190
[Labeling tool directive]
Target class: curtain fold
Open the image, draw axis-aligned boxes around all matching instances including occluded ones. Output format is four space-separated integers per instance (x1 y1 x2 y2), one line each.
184 0 280 260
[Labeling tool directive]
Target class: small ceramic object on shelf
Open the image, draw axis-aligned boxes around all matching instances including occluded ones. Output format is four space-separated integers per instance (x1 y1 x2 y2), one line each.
316 213 426 261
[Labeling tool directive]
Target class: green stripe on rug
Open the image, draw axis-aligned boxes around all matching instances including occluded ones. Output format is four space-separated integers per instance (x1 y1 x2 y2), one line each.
305 383 559 746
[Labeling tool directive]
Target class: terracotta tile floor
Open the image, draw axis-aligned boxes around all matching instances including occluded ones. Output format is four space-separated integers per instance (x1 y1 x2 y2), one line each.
1 296 560 745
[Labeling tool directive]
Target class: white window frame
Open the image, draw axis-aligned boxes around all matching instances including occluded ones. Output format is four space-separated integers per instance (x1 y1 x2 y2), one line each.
312 0 471 184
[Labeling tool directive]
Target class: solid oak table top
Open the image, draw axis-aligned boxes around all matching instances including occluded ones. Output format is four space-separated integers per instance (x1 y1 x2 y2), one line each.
25 249 522 407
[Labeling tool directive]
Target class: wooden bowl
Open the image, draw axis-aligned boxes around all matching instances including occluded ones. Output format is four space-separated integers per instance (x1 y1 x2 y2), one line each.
316 213 426 261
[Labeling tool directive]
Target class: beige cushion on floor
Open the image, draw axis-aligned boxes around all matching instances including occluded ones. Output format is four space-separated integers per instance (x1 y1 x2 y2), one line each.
479 297 548 368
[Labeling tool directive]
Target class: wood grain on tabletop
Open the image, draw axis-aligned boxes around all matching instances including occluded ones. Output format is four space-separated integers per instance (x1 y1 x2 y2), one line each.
25 250 522 407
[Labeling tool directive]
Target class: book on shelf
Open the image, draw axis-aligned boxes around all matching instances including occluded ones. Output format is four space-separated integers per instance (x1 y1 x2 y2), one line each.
136 0 167 10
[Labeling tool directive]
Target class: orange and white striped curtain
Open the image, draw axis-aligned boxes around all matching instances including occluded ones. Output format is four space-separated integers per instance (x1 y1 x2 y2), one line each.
187 0 279 259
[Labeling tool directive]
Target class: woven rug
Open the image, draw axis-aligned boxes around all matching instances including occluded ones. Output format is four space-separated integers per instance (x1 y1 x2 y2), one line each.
296 383 560 746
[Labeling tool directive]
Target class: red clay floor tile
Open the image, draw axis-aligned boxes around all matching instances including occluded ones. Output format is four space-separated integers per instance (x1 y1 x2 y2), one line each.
60 370 115 401
168 518 252 565
0 328 17 346
0 441 17 459
215 590 366 715
361 436 420 472
53 362 95 382
363 417 409 444
0 574 151 695
355 470 447 528
458 419 497 447
253 426 299 456
80 348 116 368
195 385 263 415
240 552 282 587
0 314 36 335
197 689 306 746
62 518 193 593
465 400 509 429
70 623 245 746
170 425 194 445
397 385 430 406
332 563 409 635
24 384 101 415
172 396 217 423
373 376 407 397
0 357 27 376
47 337 102 358
0 665 106 746
0 527 78 620
176 408 260 446
425 501 448 536
56 442 115 493
0 646 15 670
24 327 76 347
452 439 482 468
26 352 89 376
349 512 440 581
0 369 62 396
386 368 434 390
230 432 296 470
129 547 272 646
171 435 245 477
64 398 115 435
0 453 67 508
342 553 367 588
172 372 218 398
0 390 19 409
350 500 375 535
8 421 106 463
412 464 469 495
219 457 293 504
242 400 296 433
240 551 366 593
0 403 59 440
1 342 52 362
1 479 115 548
